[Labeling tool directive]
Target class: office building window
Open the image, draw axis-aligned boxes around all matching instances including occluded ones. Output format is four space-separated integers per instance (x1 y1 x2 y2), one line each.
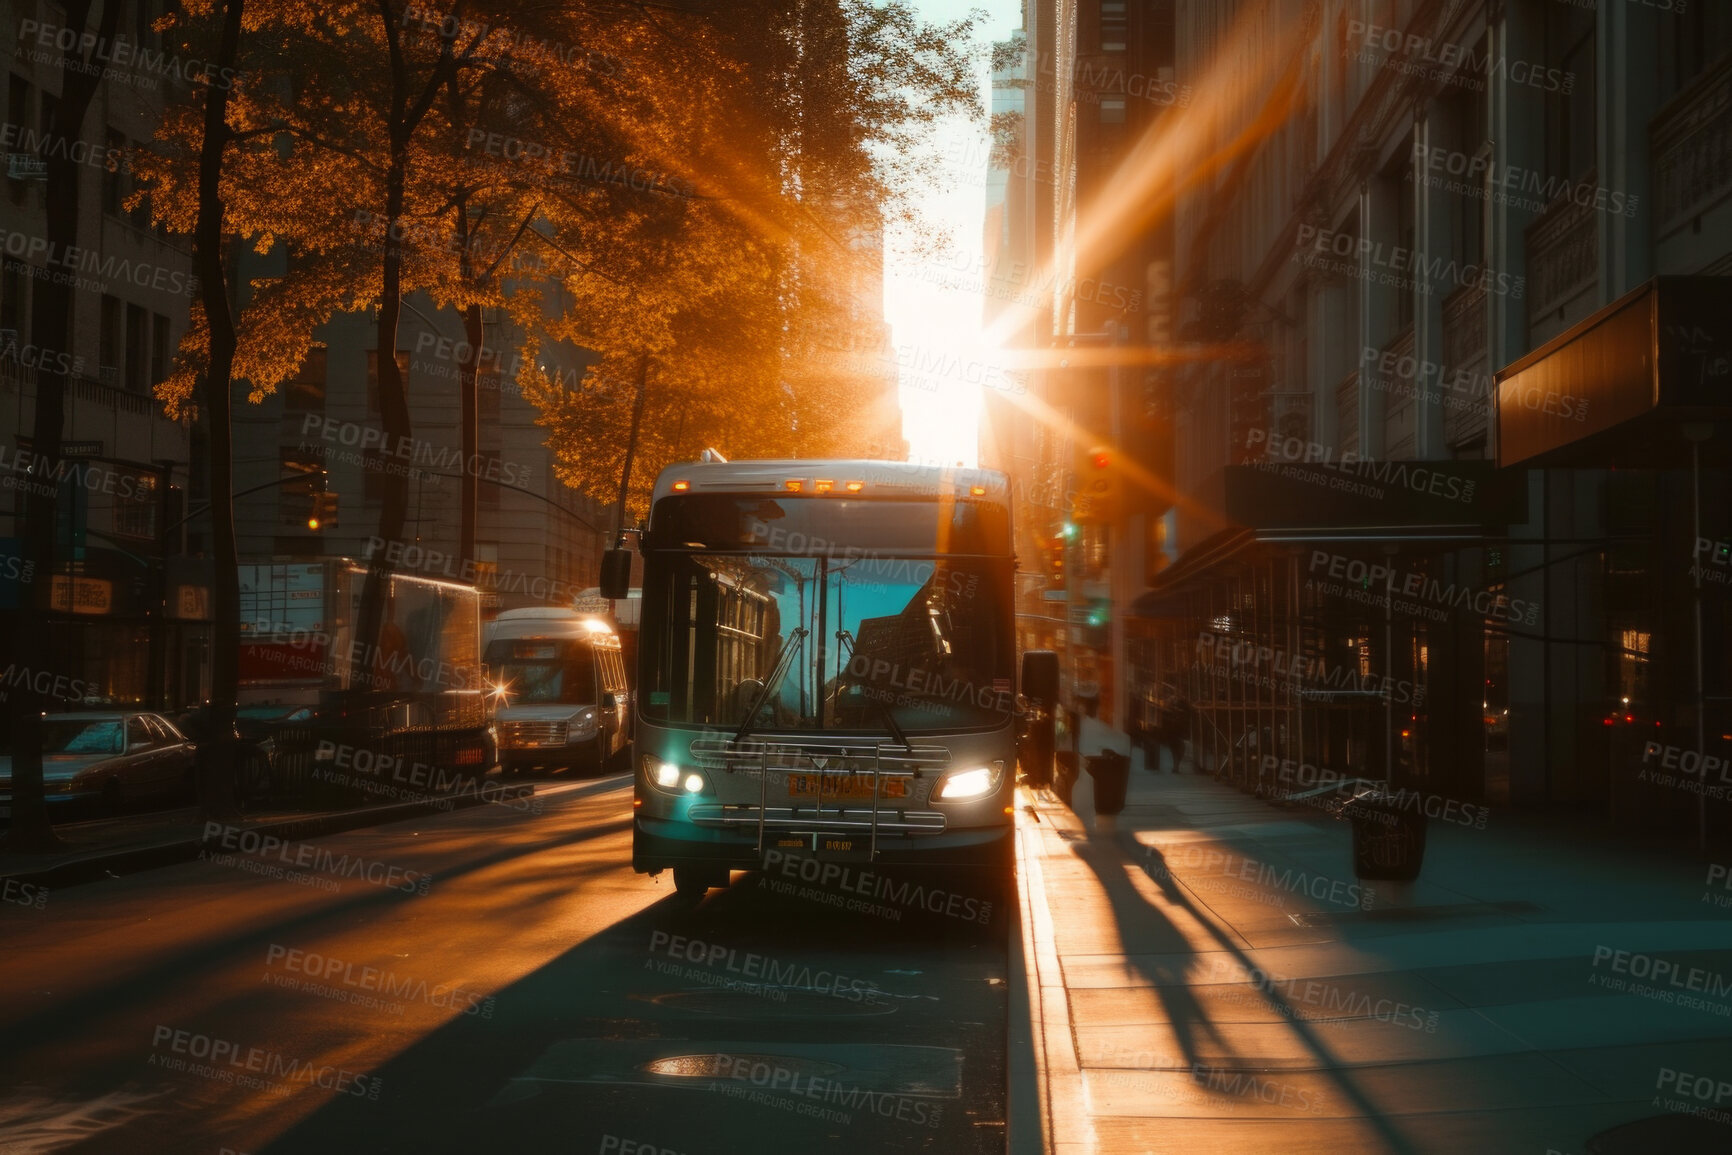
103 129 126 215
125 303 148 393
151 314 170 389
366 348 411 414
100 295 121 386
1100 1 1127 52
479 451 502 509
1659 5 1732 100
286 344 327 411
0 258 26 336
113 469 159 539
1543 7 1596 184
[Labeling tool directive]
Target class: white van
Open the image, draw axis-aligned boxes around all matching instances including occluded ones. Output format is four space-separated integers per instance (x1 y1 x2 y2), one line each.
483 608 631 775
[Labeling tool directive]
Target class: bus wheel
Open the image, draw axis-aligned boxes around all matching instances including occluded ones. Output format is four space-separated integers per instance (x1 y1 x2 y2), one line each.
673 866 715 898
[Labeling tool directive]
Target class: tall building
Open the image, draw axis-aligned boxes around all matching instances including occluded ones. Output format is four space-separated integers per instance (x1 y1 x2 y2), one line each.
1147 0 1732 840
995 0 1180 727
2 6 207 709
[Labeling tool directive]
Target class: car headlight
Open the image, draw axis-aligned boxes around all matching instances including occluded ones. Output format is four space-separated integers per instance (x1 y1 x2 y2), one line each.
571 709 598 735
936 764 1002 801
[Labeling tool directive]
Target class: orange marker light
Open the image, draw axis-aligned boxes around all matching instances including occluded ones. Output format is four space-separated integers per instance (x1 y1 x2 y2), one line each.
844 480 865 492
672 480 690 492
784 480 803 492
814 479 835 493
969 485 987 496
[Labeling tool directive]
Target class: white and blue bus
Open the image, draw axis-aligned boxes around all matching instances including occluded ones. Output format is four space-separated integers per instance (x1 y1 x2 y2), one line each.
609 458 1019 899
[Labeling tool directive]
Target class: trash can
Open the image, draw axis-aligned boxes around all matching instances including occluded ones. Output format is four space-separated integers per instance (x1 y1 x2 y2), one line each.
1053 751 1079 806
1084 750 1130 816
1342 791 1426 880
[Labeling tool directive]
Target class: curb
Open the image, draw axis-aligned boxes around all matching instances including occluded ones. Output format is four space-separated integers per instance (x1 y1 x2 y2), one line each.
0 784 532 891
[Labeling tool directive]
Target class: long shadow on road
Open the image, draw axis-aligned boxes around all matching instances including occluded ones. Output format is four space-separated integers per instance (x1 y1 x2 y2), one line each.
261 873 1008 1155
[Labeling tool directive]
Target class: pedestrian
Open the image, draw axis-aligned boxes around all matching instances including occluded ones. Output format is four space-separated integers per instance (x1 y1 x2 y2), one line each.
1164 694 1192 771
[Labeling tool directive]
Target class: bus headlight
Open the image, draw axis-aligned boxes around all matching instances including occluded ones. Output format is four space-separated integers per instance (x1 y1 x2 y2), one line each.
936 765 1002 801
683 773 706 793
571 709 599 737
647 757 681 790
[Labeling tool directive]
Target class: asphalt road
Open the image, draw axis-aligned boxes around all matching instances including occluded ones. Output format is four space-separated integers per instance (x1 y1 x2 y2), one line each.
0 773 1009 1155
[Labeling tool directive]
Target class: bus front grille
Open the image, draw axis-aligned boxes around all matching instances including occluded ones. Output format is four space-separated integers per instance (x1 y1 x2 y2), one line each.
500 721 568 748
686 804 946 835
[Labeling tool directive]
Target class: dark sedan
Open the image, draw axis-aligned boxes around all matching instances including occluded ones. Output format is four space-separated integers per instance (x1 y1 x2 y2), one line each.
0 712 197 811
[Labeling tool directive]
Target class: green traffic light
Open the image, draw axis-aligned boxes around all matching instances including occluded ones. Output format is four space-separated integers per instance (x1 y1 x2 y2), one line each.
1060 522 1077 539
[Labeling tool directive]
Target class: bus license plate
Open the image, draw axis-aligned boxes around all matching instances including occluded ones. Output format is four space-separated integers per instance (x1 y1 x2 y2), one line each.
762 836 873 866
787 774 907 800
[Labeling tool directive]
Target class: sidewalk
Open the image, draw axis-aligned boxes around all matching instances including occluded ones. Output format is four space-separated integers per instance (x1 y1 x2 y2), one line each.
0 778 533 890
1013 716 1732 1154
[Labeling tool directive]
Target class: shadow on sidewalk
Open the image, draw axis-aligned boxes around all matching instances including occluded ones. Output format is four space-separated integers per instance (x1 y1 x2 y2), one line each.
1071 813 1421 1153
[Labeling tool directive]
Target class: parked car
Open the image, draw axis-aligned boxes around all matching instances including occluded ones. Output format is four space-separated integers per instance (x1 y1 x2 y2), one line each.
0 712 198 812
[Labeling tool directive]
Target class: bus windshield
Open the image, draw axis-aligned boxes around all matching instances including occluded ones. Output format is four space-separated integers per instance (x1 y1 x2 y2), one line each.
639 551 1014 733
484 641 599 705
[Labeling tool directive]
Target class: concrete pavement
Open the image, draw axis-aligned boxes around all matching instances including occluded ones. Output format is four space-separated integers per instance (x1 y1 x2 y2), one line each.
1013 716 1732 1154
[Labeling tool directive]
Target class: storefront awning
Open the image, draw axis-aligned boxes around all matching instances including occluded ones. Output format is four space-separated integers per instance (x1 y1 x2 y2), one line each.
1496 276 1732 468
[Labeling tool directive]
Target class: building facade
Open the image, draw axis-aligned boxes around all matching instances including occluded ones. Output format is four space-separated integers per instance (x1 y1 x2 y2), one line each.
1149 0 1731 840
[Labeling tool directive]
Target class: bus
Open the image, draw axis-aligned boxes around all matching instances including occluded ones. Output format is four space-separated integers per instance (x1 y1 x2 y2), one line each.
609 458 1020 900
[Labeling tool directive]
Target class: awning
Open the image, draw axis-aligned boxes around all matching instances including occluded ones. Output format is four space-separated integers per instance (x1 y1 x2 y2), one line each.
1496 276 1732 468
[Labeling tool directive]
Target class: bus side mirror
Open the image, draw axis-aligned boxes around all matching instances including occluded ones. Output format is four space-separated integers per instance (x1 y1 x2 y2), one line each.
599 549 632 599
1021 650 1059 705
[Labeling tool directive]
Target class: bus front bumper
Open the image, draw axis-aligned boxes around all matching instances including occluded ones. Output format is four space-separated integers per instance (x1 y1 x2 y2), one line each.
632 813 1013 874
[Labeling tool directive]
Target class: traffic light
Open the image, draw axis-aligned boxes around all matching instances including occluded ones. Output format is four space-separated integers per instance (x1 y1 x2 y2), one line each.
1047 533 1067 590
308 489 338 531
1073 443 1121 523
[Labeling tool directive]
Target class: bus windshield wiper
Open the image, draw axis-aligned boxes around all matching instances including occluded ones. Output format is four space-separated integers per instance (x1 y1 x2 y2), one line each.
734 626 809 746
874 696 914 753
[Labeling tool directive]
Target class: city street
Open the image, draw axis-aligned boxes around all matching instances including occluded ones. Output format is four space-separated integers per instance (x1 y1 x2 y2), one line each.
0 776 1009 1155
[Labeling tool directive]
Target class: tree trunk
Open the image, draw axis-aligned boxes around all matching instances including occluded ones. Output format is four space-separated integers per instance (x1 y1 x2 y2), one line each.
612 353 650 543
459 307 480 569
192 0 247 820
1 0 122 854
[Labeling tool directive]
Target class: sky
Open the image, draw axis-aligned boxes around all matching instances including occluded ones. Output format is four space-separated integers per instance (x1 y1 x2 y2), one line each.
884 0 1023 469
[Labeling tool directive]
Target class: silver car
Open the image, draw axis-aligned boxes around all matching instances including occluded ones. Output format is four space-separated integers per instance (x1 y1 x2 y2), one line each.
0 712 198 809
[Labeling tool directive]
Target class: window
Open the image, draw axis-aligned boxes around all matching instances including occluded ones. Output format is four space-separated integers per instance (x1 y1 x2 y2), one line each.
1446 91 1486 268
113 469 159 539
1543 7 1596 185
125 304 148 393
285 344 327 412
126 716 153 750
1099 96 1127 124
479 450 502 509
102 129 126 215
150 314 169 389
100 295 121 385
1659 4 1732 101
0 257 25 336
1100 1 1127 52
366 349 411 414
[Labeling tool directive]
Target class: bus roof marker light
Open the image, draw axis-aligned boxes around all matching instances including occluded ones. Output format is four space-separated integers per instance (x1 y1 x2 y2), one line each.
814 479 835 493
784 480 803 492
672 480 690 492
844 480 865 492
969 485 986 496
